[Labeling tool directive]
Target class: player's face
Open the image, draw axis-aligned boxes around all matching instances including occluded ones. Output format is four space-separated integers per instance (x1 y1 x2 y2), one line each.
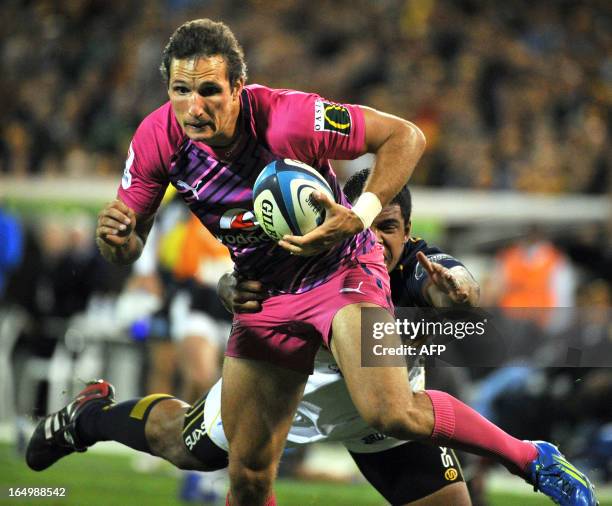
371 204 410 272
168 55 243 145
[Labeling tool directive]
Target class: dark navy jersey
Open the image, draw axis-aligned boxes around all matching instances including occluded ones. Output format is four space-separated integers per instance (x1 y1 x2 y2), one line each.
390 237 465 307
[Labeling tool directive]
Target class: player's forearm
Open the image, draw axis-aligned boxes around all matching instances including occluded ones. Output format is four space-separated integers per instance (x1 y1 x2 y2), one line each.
456 268 480 307
96 234 143 265
365 120 425 207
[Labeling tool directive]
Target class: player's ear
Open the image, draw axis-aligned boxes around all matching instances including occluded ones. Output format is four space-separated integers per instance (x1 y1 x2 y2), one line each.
231 78 245 100
404 220 412 241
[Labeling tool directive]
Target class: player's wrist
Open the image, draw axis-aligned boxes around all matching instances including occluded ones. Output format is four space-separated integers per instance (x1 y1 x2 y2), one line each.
351 192 382 230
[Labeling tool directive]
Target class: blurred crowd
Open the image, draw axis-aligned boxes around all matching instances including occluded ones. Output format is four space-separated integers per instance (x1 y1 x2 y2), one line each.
1 0 611 192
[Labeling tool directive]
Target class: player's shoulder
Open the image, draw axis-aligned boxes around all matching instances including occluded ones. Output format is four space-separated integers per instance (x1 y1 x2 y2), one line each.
399 237 435 267
245 83 313 99
134 101 185 149
397 237 457 276
245 84 316 113
244 84 320 157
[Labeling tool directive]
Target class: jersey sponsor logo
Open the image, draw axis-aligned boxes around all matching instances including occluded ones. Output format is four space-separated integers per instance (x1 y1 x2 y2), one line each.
121 143 135 189
184 418 207 451
219 230 272 246
414 253 456 280
314 100 352 135
177 179 203 200
217 208 272 245
219 208 259 231
361 432 387 445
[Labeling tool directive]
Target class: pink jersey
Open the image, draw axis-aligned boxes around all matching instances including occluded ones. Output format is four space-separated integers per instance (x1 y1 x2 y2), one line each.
118 84 376 294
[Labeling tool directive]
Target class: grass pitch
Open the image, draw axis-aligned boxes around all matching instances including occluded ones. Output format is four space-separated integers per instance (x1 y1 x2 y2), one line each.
1 443 608 506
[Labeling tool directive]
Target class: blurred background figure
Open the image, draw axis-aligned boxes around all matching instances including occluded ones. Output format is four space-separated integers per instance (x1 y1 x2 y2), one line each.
489 224 575 310
0 201 23 301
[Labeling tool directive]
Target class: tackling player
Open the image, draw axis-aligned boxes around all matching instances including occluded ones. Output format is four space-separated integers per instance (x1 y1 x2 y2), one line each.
26 19 597 506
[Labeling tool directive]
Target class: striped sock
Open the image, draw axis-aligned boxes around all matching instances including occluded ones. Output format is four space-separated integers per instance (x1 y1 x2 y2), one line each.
76 394 174 452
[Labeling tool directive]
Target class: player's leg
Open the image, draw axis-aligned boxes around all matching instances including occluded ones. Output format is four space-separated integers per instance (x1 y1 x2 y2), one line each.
332 303 562 475
331 304 435 440
407 483 470 506
221 356 307 506
146 396 227 470
349 442 470 506
333 304 598 503
26 380 227 472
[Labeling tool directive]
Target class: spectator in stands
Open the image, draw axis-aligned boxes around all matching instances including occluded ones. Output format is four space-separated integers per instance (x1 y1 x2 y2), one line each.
1 1 609 193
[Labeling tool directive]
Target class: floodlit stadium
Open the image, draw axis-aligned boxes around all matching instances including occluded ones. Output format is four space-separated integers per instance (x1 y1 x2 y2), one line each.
1 1 611 505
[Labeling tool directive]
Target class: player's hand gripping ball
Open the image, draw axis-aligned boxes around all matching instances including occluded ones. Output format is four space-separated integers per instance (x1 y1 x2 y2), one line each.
252 159 335 241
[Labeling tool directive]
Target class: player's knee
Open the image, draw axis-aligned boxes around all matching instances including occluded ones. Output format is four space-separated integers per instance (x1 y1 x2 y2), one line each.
146 399 193 468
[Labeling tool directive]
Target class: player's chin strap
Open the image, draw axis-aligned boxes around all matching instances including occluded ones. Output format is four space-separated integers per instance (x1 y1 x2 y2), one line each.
352 192 382 229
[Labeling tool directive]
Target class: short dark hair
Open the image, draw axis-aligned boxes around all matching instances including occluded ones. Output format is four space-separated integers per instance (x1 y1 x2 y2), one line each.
160 19 247 88
343 168 412 223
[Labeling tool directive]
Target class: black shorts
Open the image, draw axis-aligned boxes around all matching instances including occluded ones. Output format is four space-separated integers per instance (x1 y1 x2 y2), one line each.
182 394 228 471
350 442 465 505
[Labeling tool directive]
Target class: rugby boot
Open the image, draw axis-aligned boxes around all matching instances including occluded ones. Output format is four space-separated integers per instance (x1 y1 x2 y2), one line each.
26 379 115 471
527 440 598 506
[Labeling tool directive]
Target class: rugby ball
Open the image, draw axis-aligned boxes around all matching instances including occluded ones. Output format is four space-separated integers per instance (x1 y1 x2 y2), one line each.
252 159 335 241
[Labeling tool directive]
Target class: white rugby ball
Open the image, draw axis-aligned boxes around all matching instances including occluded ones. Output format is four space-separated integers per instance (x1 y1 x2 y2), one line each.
252 159 335 241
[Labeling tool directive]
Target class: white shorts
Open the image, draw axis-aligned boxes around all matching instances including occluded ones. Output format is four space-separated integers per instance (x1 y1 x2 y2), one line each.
204 349 425 454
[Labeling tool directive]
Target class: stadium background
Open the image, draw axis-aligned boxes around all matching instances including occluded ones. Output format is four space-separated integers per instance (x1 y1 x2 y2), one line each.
0 0 610 504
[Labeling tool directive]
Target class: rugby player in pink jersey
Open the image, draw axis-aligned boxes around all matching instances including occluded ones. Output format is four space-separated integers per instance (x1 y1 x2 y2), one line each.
26 19 597 506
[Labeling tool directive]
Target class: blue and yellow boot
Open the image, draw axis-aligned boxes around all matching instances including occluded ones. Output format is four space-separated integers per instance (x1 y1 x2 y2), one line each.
527 441 598 506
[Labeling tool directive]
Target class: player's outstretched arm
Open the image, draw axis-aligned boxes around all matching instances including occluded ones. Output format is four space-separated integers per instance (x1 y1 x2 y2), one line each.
95 199 155 265
416 251 480 307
